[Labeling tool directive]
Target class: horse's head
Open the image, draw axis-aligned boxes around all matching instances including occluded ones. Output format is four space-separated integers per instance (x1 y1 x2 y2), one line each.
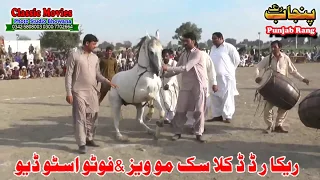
136 30 163 76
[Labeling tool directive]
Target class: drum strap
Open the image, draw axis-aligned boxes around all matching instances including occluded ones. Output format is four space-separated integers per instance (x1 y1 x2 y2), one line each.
254 90 266 117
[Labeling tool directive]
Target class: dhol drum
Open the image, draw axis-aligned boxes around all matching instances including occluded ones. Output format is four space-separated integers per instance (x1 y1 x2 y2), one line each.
298 89 320 129
258 69 300 110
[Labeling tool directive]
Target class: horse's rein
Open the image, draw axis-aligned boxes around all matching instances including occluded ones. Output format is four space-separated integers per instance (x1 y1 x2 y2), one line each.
131 39 153 103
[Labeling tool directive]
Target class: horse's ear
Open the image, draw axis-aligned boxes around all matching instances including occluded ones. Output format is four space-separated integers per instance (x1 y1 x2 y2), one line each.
146 31 151 39
155 30 160 40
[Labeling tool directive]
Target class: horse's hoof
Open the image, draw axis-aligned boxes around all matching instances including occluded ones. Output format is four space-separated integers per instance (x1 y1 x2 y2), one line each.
156 120 164 127
116 135 129 142
147 129 155 135
154 126 161 140
144 115 152 123
153 135 159 140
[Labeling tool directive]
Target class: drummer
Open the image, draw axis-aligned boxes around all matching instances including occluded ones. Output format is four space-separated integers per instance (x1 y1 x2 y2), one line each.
254 40 309 133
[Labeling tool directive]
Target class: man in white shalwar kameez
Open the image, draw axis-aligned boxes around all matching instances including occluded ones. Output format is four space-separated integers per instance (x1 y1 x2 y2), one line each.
185 49 218 128
207 32 240 123
160 49 179 124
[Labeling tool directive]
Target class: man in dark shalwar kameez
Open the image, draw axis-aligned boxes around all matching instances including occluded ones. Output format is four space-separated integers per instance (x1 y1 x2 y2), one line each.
65 34 117 154
99 46 118 104
162 32 208 143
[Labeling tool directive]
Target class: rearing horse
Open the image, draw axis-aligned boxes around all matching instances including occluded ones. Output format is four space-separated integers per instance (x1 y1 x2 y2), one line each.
108 31 165 142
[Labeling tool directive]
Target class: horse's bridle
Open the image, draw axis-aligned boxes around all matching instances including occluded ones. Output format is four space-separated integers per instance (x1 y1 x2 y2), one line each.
136 39 154 71
131 38 159 103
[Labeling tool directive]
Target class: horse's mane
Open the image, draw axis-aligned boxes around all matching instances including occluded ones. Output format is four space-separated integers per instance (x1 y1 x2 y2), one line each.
134 36 158 60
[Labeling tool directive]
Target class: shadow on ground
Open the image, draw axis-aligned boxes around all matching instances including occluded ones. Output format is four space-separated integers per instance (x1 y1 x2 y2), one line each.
160 140 320 169
239 87 318 92
3 102 70 107
0 115 319 169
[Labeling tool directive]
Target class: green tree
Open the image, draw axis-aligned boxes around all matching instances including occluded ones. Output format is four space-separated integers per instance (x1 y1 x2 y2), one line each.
225 38 237 46
17 35 31 40
198 42 207 49
166 41 173 49
123 41 132 48
98 41 114 49
172 22 202 45
172 44 179 50
39 31 82 56
206 39 213 49
115 42 124 50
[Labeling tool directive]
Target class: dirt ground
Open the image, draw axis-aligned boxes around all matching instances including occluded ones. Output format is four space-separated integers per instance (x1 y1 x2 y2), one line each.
0 63 319 180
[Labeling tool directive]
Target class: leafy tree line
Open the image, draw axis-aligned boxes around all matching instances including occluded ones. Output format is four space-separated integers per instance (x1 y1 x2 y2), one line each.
34 22 320 55
97 41 132 50
38 30 133 52
170 22 320 50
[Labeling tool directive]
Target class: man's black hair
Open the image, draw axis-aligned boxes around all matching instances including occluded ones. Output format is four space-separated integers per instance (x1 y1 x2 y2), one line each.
270 40 282 48
162 49 170 56
212 32 224 39
106 46 113 51
82 34 98 45
168 49 174 55
182 32 197 41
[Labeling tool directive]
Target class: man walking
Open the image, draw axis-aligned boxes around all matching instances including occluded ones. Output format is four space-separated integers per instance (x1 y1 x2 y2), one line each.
207 32 240 123
65 34 117 154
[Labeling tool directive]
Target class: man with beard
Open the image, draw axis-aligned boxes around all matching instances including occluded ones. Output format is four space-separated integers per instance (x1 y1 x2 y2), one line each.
162 32 207 142
65 34 117 154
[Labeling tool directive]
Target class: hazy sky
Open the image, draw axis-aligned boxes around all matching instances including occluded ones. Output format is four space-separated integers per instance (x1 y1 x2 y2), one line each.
0 0 318 45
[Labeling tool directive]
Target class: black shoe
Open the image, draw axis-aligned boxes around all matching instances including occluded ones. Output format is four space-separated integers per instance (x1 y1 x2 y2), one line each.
78 145 87 154
171 134 181 141
263 126 273 134
163 119 171 125
274 126 288 133
86 140 100 147
196 135 207 143
206 116 223 122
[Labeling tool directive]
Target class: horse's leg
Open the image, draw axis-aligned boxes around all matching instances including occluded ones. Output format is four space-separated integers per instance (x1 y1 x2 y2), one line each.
109 90 128 142
152 94 166 139
144 100 154 122
136 104 155 135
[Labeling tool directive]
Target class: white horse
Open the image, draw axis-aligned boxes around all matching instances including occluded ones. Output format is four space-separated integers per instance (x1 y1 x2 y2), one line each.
108 31 166 142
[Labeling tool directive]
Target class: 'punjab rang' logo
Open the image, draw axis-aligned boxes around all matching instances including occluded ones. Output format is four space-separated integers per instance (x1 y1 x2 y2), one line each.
264 4 317 38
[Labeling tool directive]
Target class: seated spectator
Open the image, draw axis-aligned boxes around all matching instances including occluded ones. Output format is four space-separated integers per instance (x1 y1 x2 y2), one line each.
45 62 55 78
5 66 12 80
11 66 20 79
4 58 11 67
19 66 29 79
0 64 5 80
29 64 35 78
